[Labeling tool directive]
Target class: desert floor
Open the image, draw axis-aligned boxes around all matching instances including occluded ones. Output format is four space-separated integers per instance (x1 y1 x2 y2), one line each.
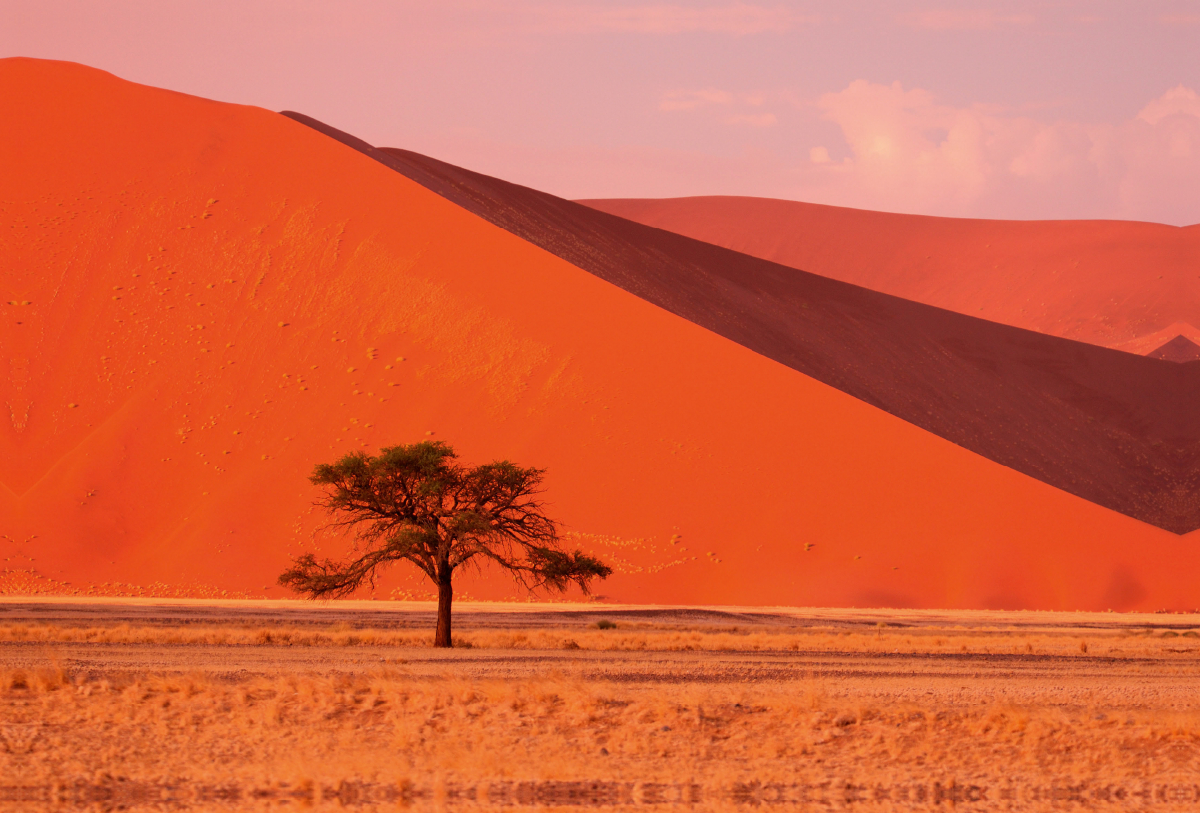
4 598 1200 811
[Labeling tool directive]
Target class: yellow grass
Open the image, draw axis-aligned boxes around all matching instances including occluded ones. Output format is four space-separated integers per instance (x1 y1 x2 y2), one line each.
1 619 1198 657
5 664 1199 810
6 608 1200 810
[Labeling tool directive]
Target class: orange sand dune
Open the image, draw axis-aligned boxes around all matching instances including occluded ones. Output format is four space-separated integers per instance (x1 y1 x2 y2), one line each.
1 58 1195 611
285 125 1200 533
579 196 1200 353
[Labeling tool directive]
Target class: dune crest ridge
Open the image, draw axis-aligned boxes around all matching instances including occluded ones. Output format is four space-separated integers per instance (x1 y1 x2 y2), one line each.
579 196 1200 353
1148 335 1200 363
2 58 1197 611
285 112 1200 535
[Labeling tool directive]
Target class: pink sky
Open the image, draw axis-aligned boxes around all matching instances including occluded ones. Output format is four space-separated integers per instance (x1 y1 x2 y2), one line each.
4 1 1200 224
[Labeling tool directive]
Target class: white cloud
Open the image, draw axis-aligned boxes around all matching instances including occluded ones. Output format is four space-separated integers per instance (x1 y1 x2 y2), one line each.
1160 13 1200 25
659 88 782 127
1137 85 1200 125
802 80 1200 223
899 9 1035 30
542 4 818 35
727 112 777 127
659 88 735 111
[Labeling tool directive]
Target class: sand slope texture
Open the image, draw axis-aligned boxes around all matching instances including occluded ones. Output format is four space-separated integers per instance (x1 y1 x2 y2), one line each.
285 116 1200 535
0 58 1195 611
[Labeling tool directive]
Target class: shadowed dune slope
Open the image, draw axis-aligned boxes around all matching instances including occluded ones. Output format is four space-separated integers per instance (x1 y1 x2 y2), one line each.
4 58 1200 613
1149 336 1200 363
578 196 1200 355
283 113 1200 534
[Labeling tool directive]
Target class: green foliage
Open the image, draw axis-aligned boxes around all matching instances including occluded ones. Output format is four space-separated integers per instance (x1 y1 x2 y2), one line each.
279 440 612 600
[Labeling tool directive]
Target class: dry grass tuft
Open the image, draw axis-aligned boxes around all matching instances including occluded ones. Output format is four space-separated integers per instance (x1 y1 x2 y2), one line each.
2 619 1199 658
6 611 1200 808
5 662 1199 804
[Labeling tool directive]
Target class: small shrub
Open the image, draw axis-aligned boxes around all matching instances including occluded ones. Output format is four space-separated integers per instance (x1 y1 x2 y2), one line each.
595 619 617 630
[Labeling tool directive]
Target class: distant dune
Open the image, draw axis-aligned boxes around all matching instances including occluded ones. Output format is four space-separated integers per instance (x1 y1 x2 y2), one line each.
2 58 1197 611
579 196 1200 355
1148 335 1200 363
286 114 1200 534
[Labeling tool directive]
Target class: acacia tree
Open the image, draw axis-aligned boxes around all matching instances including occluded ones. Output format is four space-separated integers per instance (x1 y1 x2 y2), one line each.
279 441 611 647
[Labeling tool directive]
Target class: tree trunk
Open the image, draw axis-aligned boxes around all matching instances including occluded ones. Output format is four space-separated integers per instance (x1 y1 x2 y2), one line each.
434 573 453 648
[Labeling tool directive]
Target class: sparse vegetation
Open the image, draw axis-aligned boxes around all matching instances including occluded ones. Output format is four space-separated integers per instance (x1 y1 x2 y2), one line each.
5 658 1200 808
7 607 1200 806
3 619 1199 656
279 441 611 646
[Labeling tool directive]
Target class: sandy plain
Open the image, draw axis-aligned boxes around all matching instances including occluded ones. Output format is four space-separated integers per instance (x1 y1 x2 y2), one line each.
4 598 1200 811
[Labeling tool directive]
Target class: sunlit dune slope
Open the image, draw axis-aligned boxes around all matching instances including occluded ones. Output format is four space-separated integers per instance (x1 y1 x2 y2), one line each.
0 58 1195 612
284 115 1200 534
579 196 1200 354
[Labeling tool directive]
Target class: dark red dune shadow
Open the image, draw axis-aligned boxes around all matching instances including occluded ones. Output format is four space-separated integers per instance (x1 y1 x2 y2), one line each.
284 114 1200 534
1 57 1196 611
1149 336 1200 363
579 196 1200 356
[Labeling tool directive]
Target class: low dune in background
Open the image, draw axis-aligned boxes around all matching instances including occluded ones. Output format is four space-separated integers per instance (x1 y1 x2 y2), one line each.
1 58 1197 611
580 196 1200 355
280 121 1200 534
1148 335 1200 363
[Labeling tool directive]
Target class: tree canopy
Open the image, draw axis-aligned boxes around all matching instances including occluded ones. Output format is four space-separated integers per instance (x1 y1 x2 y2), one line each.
279 441 611 646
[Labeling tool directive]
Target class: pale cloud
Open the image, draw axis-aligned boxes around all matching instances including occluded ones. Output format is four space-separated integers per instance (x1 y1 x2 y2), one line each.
1160 13 1200 25
542 4 818 35
1137 85 1200 124
660 88 782 126
802 80 1200 223
899 9 1036 30
727 112 777 127
659 88 735 111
